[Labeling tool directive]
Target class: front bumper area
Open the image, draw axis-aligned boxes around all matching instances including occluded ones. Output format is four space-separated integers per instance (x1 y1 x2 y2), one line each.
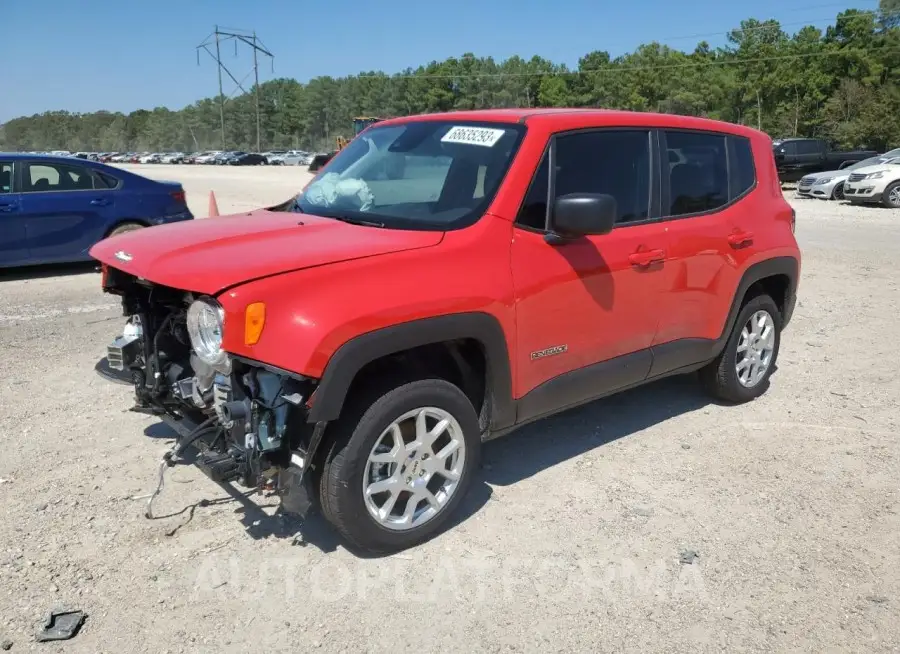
843 182 884 202
99 314 323 517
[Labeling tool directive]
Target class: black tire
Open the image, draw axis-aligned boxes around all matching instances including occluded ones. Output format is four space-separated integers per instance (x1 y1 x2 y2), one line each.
318 378 481 553
106 222 144 238
882 181 900 208
831 182 845 201
699 293 782 404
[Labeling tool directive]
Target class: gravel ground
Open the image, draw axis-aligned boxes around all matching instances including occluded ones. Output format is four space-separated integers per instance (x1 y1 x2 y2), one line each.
0 166 898 653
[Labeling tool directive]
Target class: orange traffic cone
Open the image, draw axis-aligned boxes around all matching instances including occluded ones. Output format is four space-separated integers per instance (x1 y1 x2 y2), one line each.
208 191 219 218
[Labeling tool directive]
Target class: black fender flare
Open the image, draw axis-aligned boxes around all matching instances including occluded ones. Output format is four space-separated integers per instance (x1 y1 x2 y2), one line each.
306 312 515 430
715 255 799 353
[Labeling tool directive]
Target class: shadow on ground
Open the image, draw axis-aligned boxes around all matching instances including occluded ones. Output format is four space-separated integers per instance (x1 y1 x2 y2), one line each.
140 374 711 555
0 261 98 282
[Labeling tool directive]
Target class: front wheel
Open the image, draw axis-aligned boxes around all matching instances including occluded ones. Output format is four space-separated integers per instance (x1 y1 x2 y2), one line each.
831 182 845 201
882 181 900 208
700 294 782 404
318 379 481 553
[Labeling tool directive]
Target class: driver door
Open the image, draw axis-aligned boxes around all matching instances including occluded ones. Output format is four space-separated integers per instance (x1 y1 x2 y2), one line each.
510 129 671 419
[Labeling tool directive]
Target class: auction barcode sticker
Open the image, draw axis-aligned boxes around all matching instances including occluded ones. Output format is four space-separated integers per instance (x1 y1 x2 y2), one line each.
441 126 506 147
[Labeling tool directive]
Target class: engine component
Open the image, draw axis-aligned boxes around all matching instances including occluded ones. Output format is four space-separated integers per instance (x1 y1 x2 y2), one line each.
255 371 289 452
196 449 243 484
107 333 141 371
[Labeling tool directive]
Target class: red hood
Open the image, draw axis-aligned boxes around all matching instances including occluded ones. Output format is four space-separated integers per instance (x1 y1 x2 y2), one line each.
89 210 444 295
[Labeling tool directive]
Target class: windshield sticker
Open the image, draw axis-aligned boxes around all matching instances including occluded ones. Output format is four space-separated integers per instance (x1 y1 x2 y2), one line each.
441 126 506 147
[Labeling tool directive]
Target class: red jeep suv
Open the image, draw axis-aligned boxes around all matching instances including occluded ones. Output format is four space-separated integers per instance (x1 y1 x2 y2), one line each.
91 109 800 553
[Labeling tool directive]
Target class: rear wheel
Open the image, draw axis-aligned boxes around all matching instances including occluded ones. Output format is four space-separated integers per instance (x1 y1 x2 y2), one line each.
106 222 144 238
700 294 782 404
882 181 900 208
318 378 481 553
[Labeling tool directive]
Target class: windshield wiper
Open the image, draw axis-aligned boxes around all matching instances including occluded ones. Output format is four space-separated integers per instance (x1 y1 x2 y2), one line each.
330 215 386 228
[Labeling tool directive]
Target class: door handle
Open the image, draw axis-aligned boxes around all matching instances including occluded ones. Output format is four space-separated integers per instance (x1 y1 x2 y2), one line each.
90 198 110 206
0 203 16 212
728 231 754 248
629 249 666 267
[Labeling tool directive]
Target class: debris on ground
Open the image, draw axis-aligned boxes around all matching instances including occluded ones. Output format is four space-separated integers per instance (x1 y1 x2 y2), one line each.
1 638 12 651
679 549 700 565
35 609 86 642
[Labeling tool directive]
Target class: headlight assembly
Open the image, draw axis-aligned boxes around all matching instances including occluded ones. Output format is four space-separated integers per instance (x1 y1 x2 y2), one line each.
186 297 229 369
815 177 832 185
866 172 884 179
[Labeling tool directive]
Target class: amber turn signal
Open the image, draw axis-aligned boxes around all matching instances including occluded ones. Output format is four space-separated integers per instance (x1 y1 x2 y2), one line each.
244 302 266 345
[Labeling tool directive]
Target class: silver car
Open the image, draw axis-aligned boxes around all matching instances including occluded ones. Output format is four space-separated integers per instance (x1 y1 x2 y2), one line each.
797 151 900 200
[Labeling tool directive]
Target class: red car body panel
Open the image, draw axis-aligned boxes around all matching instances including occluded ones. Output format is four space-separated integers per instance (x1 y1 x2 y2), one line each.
90 210 444 295
217 213 519 384
91 108 801 405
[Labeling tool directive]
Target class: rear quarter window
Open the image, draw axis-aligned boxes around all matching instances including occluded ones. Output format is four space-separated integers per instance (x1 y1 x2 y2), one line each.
730 136 756 199
94 172 120 189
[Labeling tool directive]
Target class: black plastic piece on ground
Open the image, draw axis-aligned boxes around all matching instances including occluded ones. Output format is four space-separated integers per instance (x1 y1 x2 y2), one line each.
196 450 242 483
35 609 86 642
93 357 132 386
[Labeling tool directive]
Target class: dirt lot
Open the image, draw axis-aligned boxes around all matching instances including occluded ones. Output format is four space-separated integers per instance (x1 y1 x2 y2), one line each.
0 165 898 653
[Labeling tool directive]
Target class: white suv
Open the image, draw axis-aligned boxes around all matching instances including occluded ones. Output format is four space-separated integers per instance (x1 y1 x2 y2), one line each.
844 158 900 207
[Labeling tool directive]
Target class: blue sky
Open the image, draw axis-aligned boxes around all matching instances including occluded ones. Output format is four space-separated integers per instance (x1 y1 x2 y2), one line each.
0 0 880 122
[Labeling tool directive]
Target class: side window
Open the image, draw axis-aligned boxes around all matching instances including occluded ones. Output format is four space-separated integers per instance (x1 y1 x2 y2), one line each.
796 140 820 156
516 151 549 230
553 130 651 224
730 136 756 199
0 163 12 194
665 130 728 216
24 163 96 192
94 172 119 189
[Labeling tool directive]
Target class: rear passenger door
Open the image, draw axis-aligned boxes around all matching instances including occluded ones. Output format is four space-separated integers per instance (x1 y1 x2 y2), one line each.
0 160 29 266
19 161 117 264
653 130 756 371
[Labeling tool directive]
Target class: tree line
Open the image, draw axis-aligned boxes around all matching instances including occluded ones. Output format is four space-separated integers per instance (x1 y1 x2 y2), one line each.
2 1 900 153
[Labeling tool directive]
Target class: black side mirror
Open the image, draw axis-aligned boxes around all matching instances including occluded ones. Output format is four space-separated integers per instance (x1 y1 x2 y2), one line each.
547 193 617 242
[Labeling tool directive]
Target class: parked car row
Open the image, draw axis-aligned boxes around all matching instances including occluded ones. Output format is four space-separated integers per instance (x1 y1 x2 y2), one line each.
794 147 900 208
34 149 322 166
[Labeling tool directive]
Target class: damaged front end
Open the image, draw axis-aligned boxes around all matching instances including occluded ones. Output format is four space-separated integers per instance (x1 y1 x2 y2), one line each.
99 265 322 517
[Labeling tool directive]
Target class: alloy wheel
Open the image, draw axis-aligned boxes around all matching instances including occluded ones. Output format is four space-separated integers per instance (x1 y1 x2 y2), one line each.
735 310 776 388
363 407 466 531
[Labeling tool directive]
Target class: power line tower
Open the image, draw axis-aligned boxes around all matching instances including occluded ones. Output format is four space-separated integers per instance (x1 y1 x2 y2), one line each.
196 26 274 152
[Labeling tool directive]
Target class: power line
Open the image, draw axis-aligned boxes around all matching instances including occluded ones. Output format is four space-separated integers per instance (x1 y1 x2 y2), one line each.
344 42 899 82
196 26 274 151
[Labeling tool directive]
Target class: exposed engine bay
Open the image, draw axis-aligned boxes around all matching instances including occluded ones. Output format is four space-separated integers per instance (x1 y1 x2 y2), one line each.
100 266 322 517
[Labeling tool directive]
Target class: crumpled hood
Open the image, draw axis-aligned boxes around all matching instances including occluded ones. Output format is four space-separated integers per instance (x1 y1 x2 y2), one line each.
89 209 444 295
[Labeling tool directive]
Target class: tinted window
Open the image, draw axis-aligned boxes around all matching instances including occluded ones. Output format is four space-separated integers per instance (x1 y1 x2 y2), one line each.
731 136 756 198
666 131 728 216
516 151 549 229
95 172 119 189
776 142 797 156
553 130 651 224
24 163 97 192
796 140 821 155
0 163 11 194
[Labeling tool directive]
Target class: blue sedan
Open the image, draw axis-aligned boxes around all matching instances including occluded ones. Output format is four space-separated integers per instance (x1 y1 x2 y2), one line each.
0 153 193 267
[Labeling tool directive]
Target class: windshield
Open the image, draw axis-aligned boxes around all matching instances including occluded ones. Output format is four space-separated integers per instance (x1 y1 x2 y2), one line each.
294 121 526 230
848 156 886 170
